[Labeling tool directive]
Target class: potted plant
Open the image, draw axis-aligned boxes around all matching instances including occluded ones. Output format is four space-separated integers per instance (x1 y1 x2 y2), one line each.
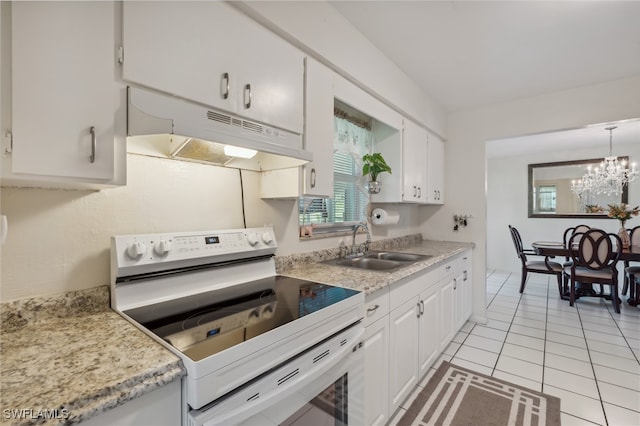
362 152 392 194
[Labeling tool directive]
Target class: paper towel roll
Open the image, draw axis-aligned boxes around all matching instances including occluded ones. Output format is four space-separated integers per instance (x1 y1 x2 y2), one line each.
372 208 400 225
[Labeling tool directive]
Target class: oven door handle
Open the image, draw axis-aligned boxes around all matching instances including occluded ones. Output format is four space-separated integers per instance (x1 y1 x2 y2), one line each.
190 326 365 426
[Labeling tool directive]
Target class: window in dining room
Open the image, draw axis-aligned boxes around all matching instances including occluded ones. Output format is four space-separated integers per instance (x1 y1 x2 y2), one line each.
536 185 557 212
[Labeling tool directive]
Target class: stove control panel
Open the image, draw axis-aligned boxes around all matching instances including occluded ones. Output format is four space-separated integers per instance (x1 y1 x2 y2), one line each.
113 226 277 268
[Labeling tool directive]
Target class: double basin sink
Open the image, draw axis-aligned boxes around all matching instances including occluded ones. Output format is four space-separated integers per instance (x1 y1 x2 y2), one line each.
323 251 433 272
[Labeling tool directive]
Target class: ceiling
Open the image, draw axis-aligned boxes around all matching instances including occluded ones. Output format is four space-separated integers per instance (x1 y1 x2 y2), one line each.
330 1 640 113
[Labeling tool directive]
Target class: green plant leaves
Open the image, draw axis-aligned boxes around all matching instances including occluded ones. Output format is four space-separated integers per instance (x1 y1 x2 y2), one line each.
362 152 392 181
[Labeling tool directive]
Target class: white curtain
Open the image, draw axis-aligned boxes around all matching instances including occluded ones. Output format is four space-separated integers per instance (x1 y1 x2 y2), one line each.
334 116 372 194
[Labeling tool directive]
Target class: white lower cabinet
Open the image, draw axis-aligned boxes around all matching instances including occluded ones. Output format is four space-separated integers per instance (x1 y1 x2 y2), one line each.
440 250 474 350
418 287 440 378
364 288 390 426
364 315 390 426
454 268 474 331
460 252 473 327
454 271 467 331
389 295 420 412
365 249 473 424
388 265 454 414
80 379 181 426
439 276 456 350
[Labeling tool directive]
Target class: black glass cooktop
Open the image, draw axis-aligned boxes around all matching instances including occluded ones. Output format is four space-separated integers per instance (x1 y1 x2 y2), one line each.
124 276 360 361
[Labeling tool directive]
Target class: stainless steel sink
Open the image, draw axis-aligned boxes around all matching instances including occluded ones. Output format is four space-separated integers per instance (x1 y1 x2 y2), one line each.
333 257 402 271
364 252 432 262
323 251 432 272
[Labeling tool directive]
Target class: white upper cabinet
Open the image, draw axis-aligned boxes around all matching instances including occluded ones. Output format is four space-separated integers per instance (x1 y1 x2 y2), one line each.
259 57 334 199
122 1 304 134
122 2 236 115
5 1 121 186
370 117 431 204
302 57 334 197
402 119 428 204
426 131 445 204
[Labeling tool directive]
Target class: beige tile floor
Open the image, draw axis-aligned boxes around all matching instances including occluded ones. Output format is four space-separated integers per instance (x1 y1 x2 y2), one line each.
390 270 640 425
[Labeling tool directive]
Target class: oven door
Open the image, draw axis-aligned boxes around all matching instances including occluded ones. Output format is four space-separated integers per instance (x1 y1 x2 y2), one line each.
187 323 365 426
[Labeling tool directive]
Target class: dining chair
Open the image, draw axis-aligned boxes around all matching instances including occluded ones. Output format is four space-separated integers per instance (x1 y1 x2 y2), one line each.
564 229 623 313
622 226 640 300
562 224 591 266
509 225 563 295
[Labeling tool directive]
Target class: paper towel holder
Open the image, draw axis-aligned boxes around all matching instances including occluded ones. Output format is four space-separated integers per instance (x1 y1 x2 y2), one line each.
371 208 400 226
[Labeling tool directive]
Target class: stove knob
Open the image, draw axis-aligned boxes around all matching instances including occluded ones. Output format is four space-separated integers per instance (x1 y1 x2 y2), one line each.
261 232 273 245
247 233 259 246
154 239 172 256
126 241 147 259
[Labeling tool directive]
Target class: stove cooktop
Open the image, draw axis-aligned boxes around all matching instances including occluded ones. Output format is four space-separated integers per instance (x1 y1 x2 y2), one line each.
124 275 360 361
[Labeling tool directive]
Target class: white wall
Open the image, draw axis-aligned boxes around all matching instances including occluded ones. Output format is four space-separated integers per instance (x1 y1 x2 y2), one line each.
422 75 640 321
487 142 640 273
0 155 244 301
1 153 426 302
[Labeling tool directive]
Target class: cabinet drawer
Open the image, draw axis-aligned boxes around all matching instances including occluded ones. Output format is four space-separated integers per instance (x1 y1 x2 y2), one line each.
364 287 390 328
429 258 458 284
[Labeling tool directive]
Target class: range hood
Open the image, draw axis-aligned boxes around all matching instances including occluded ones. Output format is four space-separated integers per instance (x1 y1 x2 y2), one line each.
127 87 312 171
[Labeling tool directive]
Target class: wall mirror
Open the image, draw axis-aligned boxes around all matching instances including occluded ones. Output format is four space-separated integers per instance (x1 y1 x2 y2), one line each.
528 158 629 218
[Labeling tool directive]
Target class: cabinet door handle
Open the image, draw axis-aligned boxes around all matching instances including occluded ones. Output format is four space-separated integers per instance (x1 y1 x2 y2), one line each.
89 126 96 163
454 278 457 290
222 72 230 100
310 168 316 188
366 304 379 313
244 83 252 109
416 302 422 318
413 185 417 197
418 187 421 198
420 300 425 315
445 265 451 272
463 270 468 281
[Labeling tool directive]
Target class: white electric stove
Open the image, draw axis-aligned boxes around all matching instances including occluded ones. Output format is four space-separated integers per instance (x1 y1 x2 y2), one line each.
110 226 365 425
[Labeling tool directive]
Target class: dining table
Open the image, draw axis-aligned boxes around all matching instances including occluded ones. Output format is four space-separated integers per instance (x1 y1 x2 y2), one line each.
532 241 640 306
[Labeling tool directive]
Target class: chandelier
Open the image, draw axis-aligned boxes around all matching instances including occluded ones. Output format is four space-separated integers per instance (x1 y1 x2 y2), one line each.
571 126 638 197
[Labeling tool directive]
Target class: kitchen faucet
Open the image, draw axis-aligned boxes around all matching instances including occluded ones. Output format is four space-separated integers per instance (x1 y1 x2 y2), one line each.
350 222 371 257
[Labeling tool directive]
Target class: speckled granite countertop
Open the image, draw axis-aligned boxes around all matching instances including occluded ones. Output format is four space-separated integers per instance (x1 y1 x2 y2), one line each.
0 236 471 425
0 286 185 425
276 236 474 295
